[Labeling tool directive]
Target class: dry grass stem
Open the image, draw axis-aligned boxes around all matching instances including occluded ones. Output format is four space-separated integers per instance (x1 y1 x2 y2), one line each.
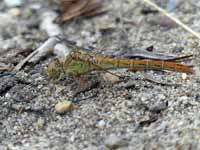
143 0 200 39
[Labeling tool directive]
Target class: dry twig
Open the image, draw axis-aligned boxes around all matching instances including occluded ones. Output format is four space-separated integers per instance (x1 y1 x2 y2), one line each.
13 37 59 71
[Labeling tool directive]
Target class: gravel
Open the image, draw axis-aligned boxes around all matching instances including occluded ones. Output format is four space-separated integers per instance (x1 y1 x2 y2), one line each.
0 0 200 149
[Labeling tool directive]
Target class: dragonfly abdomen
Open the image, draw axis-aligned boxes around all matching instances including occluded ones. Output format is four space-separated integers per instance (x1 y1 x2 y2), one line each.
70 50 194 74
95 56 193 74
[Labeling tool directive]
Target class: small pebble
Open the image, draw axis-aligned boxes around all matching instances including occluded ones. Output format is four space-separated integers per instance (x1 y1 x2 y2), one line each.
187 40 198 48
4 0 23 7
167 0 178 12
102 73 120 84
8 8 21 17
54 43 71 59
187 35 198 48
148 16 177 28
40 11 62 36
36 117 45 129
194 67 200 76
95 15 116 30
149 102 168 113
182 73 187 80
55 101 74 114
179 96 188 101
105 134 127 149
158 94 166 100
0 13 16 28
96 120 106 128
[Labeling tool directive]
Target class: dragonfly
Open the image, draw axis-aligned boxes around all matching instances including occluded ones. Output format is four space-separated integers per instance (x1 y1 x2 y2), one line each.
47 49 193 79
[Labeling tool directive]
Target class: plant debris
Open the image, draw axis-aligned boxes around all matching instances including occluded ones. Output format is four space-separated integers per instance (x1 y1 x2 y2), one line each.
56 0 106 23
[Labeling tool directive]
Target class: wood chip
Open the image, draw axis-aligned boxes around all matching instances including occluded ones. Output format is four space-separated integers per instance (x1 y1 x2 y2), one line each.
56 0 106 23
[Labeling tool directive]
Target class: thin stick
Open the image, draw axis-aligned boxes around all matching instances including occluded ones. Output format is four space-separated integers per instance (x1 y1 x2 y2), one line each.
143 0 200 39
13 37 59 71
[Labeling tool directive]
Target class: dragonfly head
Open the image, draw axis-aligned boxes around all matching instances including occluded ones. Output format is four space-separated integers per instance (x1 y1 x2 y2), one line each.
46 59 63 79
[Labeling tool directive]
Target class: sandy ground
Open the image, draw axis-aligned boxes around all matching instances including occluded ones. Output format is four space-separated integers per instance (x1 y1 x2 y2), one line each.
0 0 200 149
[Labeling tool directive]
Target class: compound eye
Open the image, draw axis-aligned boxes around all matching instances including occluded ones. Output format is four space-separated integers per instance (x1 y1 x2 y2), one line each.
46 60 61 79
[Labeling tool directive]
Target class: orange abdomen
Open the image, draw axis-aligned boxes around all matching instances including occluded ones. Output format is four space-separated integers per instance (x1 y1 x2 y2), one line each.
95 57 193 74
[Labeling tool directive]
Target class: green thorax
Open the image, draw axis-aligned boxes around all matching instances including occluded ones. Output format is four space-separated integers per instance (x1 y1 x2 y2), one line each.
63 59 93 76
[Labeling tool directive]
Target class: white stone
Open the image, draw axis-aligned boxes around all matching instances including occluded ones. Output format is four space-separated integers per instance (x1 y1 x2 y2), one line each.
40 11 62 37
4 0 23 7
97 120 106 128
182 73 187 80
54 43 71 59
